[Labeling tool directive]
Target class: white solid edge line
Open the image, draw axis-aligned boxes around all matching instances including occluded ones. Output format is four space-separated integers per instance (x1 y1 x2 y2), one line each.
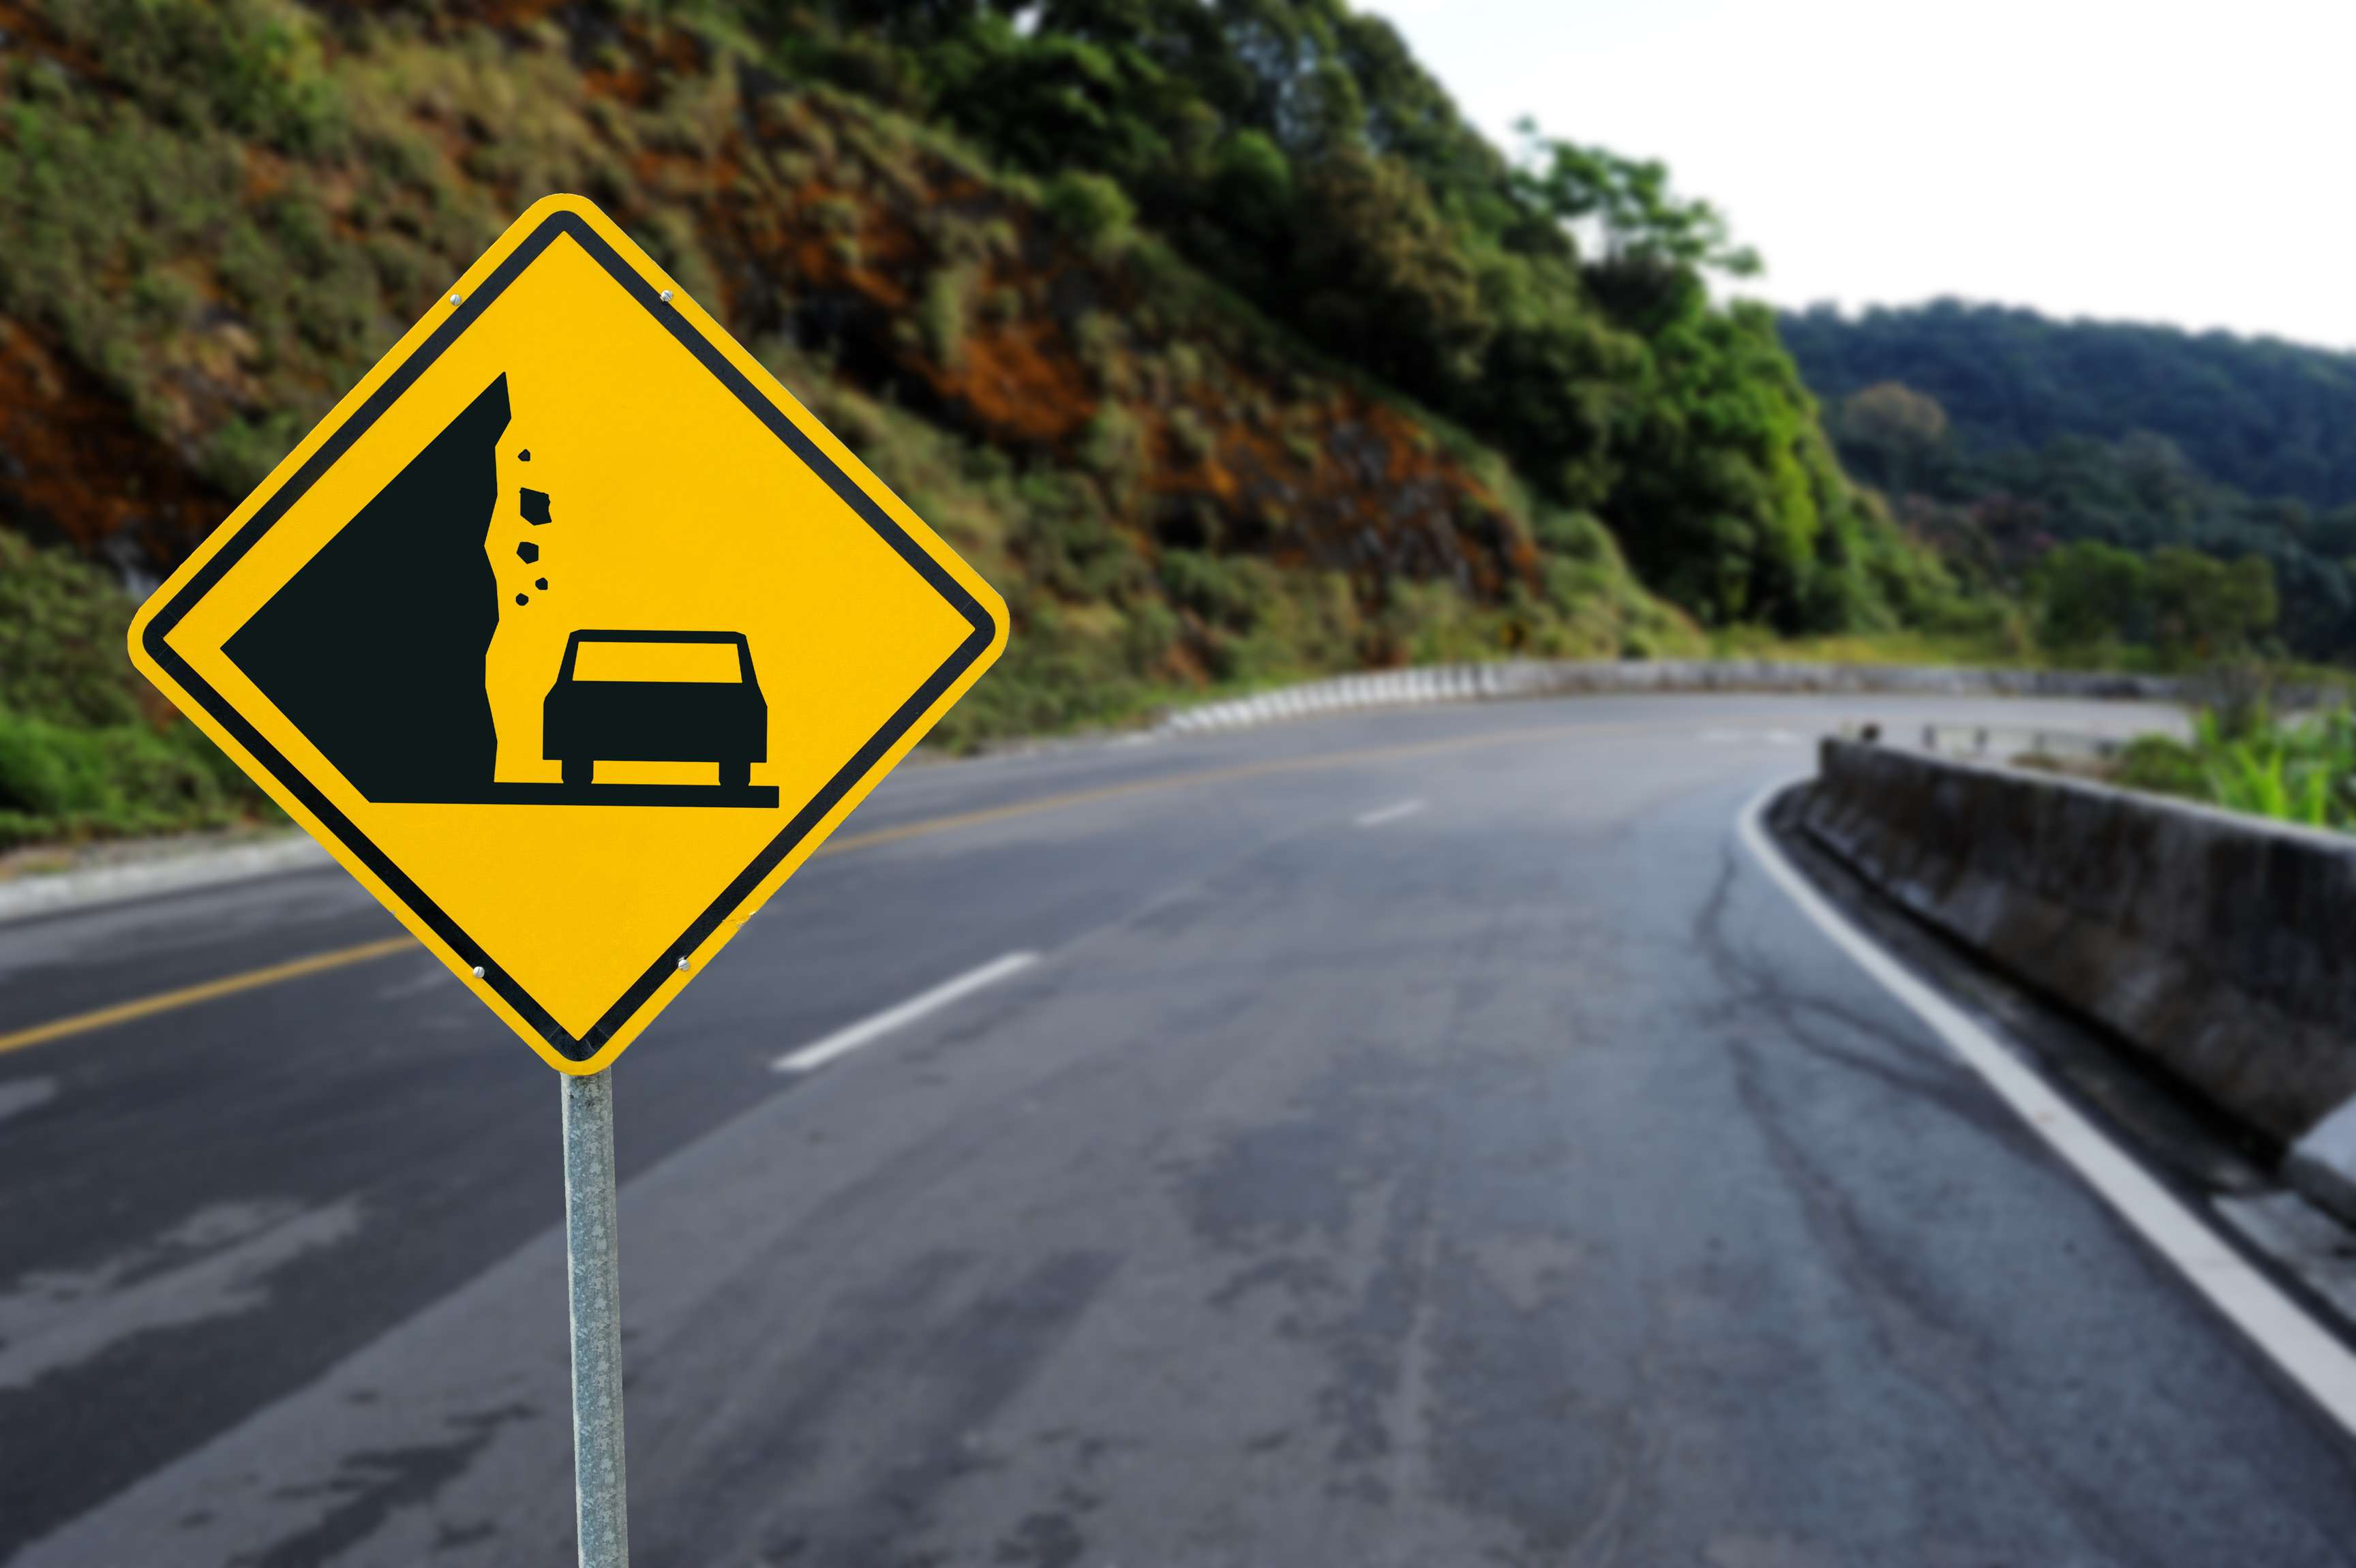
773 952 1040 1074
1736 782 2356 1437
1355 799 1427 829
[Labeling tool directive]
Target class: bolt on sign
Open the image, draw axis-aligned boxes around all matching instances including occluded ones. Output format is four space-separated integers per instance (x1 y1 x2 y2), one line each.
130 196 1008 1074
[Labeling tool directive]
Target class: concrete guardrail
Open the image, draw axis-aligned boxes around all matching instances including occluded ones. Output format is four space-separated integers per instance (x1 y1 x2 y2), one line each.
1799 738 2356 1221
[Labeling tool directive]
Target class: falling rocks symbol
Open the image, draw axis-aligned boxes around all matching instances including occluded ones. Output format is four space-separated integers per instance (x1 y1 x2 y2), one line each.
226 374 510 804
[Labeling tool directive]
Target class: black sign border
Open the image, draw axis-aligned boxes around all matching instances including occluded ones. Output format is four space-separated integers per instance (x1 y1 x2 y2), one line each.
142 210 998 1061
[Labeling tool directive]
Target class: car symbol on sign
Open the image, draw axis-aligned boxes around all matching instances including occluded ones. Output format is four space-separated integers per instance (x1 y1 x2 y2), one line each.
543 629 766 791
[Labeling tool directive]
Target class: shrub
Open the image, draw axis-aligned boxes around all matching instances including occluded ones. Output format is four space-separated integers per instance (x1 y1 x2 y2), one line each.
1040 170 1133 254
916 263 973 370
0 530 145 728
0 528 273 845
2113 735 2208 801
1166 406 1214 463
2114 708 2356 830
50 0 347 153
0 708 266 847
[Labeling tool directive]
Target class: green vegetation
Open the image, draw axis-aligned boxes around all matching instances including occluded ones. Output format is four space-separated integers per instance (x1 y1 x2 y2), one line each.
1785 305 2356 665
1815 377 2327 664
0 2 1981 767
2032 542 2278 665
1 0 2212 850
2113 708 2356 831
773 358 1695 751
1781 300 2356 508
0 528 268 848
779 0 1972 637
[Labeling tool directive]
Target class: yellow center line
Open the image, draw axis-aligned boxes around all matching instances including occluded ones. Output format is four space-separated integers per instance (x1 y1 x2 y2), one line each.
0 937 418 1057
0 715 1677 1059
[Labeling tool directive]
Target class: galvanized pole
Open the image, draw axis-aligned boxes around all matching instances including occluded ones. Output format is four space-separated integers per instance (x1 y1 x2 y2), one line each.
562 1070 629 1567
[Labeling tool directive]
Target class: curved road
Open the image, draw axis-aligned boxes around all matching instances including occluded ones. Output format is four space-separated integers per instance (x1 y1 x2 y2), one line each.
1 693 2351 1565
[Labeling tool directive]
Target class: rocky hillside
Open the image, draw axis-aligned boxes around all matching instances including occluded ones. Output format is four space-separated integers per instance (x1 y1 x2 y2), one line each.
0 0 1982 781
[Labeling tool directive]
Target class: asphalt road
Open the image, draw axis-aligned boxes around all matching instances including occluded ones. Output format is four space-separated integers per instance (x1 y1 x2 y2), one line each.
2 692 2353 1566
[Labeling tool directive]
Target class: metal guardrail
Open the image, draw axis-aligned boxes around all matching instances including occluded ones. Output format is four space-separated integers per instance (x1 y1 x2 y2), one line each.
1157 660 2186 738
1912 723 2124 762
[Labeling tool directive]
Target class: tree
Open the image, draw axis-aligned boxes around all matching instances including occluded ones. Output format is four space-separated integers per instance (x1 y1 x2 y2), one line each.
1777 299 2356 513
1837 382 1949 497
1509 120 1761 277
2033 540 2149 649
1293 145 1488 389
1842 381 1947 446
760 0 1958 639
2148 547 2276 662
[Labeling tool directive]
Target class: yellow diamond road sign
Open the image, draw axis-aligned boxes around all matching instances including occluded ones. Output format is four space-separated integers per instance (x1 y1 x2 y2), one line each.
129 196 1007 1074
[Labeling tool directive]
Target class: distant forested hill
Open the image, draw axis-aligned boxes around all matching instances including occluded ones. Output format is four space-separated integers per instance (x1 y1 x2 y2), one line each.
1779 301 2356 510
1778 302 2356 661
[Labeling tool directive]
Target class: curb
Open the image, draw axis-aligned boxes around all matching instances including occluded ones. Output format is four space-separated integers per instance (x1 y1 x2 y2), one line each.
0 834 331 928
2289 1103 2356 1225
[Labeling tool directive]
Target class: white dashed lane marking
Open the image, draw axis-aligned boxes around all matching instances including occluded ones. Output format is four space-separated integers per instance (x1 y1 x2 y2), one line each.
773 952 1040 1074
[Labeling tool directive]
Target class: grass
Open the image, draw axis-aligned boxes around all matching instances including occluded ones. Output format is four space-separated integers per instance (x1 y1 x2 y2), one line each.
0 709 269 850
0 528 274 851
1706 624 2036 669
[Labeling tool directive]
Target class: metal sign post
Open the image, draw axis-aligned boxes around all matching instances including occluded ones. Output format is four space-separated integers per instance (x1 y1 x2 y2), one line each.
562 1071 629 1567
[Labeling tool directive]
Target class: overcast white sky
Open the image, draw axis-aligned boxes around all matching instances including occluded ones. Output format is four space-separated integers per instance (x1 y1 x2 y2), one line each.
1368 0 2356 350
